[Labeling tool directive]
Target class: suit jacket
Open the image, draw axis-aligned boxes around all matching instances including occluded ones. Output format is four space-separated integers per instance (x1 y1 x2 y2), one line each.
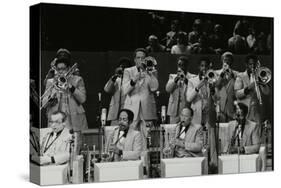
186 75 210 125
215 69 239 121
104 77 125 121
227 120 260 154
44 75 88 131
106 127 143 161
40 127 72 165
234 71 265 123
166 73 196 118
170 123 204 157
122 66 159 120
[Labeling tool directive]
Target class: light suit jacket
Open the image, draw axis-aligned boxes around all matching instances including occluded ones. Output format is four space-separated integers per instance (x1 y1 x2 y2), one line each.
122 66 159 120
186 75 210 124
227 120 260 154
106 127 143 161
104 77 125 121
44 75 87 131
40 128 72 165
166 73 196 117
170 123 203 157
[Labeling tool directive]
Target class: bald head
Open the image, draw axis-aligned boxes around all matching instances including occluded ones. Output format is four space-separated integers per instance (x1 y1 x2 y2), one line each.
180 107 193 126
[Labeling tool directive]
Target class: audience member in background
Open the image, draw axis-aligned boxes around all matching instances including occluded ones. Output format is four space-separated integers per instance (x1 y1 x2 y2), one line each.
191 34 215 54
171 32 191 55
166 20 187 51
104 57 132 125
188 19 203 45
209 24 228 54
166 56 196 123
228 21 248 54
246 26 257 52
255 32 270 54
145 35 166 53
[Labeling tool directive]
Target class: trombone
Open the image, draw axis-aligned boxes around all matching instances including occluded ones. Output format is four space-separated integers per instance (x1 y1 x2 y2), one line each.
251 62 272 105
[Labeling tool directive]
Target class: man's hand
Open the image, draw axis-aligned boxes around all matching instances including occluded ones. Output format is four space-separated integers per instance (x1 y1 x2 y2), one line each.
132 73 142 83
108 144 121 155
40 156 52 165
174 139 185 148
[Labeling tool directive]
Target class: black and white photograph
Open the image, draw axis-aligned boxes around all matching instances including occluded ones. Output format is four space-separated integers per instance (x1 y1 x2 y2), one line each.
29 2 273 185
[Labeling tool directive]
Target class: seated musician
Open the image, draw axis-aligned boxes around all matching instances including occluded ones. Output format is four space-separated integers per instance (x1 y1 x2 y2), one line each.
30 111 73 165
106 109 143 161
227 102 260 154
165 107 204 157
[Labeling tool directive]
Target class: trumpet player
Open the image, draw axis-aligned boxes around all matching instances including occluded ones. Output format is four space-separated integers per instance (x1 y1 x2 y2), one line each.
106 109 143 161
166 56 196 123
186 57 212 125
104 57 132 126
122 48 159 147
234 54 270 132
226 102 260 154
164 107 203 158
215 52 239 122
43 48 87 155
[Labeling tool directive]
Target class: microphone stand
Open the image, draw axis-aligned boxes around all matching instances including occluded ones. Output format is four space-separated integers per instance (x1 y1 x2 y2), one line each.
68 130 75 183
97 93 102 162
237 124 241 174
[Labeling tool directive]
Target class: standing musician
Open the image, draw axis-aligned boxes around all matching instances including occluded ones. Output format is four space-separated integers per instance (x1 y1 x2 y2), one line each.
234 54 270 134
166 56 196 123
31 111 73 165
226 102 260 154
122 48 159 144
42 48 87 155
164 107 203 158
104 57 132 126
106 109 143 161
186 57 212 125
215 52 239 122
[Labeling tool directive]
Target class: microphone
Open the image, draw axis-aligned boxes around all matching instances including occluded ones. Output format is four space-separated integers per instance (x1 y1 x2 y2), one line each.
98 92 102 102
101 108 107 126
156 91 160 97
233 101 242 117
161 105 166 123
68 129 75 143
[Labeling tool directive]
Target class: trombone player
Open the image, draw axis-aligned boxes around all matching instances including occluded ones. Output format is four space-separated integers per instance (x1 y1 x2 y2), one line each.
106 109 143 161
42 48 88 155
234 54 271 135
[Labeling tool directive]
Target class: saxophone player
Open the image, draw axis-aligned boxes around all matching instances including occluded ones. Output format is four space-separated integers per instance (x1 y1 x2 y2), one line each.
42 48 87 155
106 109 143 161
164 107 204 158
226 102 260 154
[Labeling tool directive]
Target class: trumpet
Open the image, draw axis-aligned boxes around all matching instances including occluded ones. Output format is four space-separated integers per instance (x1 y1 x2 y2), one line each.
204 69 217 84
142 56 157 72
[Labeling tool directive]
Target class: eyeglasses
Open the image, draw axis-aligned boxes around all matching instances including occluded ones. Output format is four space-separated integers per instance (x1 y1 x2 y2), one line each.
118 117 128 122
